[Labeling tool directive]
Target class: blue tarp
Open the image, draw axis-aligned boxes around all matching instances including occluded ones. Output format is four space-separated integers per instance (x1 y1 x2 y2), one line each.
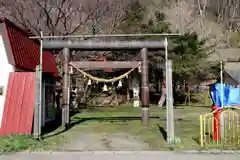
210 83 240 108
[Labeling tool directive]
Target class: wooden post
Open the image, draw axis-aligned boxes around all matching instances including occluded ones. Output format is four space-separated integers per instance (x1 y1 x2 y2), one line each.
62 48 70 127
141 48 149 127
33 65 41 138
166 60 174 143
42 81 45 127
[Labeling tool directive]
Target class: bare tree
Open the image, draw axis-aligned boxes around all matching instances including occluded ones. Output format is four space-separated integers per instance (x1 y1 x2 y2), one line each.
0 0 137 107
0 0 130 36
0 0 133 72
206 0 240 30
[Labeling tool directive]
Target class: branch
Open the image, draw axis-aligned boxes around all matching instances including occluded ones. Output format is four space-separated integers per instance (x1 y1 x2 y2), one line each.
35 0 54 35
53 0 67 29
69 0 105 34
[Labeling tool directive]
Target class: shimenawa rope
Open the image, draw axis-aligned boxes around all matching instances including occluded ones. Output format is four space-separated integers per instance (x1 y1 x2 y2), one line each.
68 61 141 83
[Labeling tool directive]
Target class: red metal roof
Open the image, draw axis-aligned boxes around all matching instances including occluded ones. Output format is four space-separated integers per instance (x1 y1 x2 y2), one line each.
0 17 59 77
0 72 35 135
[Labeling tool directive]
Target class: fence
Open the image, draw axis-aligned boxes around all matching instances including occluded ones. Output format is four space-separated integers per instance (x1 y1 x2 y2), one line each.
34 65 59 136
200 106 240 148
43 81 58 124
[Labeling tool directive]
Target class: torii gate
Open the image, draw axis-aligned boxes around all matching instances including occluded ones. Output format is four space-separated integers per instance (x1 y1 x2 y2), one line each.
31 34 175 144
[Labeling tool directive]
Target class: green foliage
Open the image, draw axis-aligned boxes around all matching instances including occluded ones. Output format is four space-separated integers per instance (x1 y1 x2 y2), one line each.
228 31 240 47
140 13 171 36
143 20 206 81
170 32 207 80
120 0 145 33
120 1 209 81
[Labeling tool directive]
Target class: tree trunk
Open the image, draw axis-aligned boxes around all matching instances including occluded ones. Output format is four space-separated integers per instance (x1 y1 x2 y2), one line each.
126 77 131 103
127 87 130 102
158 79 166 107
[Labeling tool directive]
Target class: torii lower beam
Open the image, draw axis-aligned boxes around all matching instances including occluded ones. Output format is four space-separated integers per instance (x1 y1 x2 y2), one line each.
70 61 141 69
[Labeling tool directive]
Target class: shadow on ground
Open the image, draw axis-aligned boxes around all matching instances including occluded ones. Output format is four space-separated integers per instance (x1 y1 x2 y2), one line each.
43 116 163 139
43 115 185 140
192 132 213 145
41 109 80 136
157 124 167 141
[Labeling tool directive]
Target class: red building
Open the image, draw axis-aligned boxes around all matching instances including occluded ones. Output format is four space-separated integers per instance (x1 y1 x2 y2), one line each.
0 17 60 135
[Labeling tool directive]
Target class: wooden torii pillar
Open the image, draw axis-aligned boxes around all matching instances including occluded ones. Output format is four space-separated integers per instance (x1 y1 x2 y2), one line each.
62 48 70 127
141 48 149 126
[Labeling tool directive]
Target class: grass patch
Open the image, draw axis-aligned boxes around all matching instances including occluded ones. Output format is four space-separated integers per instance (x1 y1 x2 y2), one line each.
3 105 238 152
0 135 43 154
0 134 67 154
0 130 66 154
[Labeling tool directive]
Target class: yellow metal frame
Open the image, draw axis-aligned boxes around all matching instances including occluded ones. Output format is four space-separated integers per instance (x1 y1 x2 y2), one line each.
204 87 211 107
184 87 212 106
184 88 191 105
200 106 240 147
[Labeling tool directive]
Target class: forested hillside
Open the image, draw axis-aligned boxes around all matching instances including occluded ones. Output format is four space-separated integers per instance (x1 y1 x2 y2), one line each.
1 0 240 61
1 0 239 104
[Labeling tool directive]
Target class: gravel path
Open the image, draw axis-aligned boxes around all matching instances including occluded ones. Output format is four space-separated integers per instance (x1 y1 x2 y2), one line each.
2 132 240 160
1 151 240 160
57 133 150 151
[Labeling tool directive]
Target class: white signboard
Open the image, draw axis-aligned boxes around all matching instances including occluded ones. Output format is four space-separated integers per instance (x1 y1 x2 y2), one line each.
133 87 140 107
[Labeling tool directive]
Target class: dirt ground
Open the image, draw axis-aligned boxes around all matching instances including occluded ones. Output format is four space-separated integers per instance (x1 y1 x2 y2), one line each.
58 132 150 151
38 105 211 151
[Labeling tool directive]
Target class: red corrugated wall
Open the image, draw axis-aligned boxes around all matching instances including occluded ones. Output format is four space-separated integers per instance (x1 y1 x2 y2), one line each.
0 72 35 136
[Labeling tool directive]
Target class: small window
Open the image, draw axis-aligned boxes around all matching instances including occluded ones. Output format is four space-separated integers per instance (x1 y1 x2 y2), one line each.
0 87 4 96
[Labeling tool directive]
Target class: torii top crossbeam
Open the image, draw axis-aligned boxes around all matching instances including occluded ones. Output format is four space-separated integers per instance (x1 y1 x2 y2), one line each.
42 40 165 51
30 33 177 51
